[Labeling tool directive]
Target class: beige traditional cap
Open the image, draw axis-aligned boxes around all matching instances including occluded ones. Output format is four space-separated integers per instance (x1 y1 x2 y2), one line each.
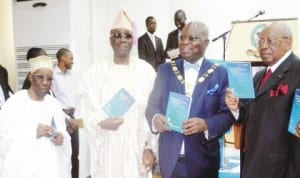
111 8 133 32
29 55 53 72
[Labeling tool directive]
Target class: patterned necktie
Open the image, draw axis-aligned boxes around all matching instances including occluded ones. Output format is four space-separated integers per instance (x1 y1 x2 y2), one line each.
259 69 272 88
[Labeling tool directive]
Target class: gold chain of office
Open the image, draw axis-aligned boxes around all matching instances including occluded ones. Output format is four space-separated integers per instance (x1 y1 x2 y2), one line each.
170 61 218 85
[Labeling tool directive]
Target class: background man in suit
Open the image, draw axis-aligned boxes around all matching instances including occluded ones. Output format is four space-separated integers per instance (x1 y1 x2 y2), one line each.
225 22 300 178
165 9 186 60
138 16 165 71
146 21 232 178
0 65 13 109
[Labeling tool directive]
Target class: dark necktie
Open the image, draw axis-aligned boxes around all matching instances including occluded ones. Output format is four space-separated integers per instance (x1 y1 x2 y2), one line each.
259 69 272 88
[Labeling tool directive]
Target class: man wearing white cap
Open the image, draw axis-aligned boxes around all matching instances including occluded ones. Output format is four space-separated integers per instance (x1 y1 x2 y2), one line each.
78 9 157 178
0 56 71 178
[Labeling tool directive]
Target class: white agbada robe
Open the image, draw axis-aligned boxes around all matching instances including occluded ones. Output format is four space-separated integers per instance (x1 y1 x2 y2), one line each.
0 90 71 178
78 57 157 178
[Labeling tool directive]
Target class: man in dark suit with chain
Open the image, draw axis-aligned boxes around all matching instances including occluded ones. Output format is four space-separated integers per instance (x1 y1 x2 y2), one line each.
138 16 165 71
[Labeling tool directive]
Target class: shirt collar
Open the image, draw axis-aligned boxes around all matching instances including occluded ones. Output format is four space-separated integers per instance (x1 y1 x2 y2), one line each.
268 50 291 72
184 57 203 71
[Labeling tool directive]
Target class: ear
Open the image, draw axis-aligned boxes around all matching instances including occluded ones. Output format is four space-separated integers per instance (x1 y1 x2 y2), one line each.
28 72 34 83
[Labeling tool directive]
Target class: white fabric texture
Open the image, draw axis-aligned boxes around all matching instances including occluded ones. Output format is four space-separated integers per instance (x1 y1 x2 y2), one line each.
51 66 77 110
77 57 156 178
0 90 71 178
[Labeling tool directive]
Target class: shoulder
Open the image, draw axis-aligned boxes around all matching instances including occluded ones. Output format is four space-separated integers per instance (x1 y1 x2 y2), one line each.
169 29 178 36
134 57 154 70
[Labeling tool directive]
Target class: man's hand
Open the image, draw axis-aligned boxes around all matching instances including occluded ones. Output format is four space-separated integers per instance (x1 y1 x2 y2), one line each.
98 118 124 130
225 88 239 112
36 123 52 138
66 119 80 134
183 117 207 135
296 123 300 138
153 114 170 133
51 132 64 146
142 148 156 169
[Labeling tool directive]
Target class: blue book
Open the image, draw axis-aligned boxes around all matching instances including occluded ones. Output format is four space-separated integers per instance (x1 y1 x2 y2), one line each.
165 92 192 133
288 89 300 135
103 88 135 117
226 62 255 99
50 117 57 140
208 59 255 99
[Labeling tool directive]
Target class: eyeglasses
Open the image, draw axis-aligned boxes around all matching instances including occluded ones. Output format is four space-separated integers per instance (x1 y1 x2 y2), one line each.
33 74 53 82
258 37 288 47
179 35 201 43
110 32 133 40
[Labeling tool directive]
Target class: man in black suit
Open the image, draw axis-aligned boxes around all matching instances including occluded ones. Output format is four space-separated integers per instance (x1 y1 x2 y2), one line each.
226 22 300 178
138 16 165 71
0 65 13 108
165 9 186 60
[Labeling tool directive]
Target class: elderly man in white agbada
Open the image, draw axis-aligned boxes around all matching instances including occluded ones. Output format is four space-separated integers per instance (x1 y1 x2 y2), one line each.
0 56 71 178
78 8 157 178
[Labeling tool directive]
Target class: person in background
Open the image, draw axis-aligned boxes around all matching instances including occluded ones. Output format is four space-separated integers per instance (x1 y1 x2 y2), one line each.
22 47 47 89
146 21 232 178
51 48 79 178
77 8 157 178
225 22 300 178
0 55 71 178
165 9 187 60
0 65 13 109
138 16 165 71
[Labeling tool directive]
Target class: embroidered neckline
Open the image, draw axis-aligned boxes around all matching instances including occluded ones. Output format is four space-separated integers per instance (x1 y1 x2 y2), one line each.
171 60 218 85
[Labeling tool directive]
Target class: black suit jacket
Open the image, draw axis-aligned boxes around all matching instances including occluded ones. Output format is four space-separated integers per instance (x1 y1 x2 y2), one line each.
0 65 13 100
238 53 300 178
165 29 180 59
138 33 165 71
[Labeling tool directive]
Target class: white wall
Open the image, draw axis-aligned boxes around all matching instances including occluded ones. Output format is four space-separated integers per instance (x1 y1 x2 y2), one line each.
7 0 300 91
0 0 15 90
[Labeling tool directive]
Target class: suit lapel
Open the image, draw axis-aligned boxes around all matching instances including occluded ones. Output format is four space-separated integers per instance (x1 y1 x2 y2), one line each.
173 59 185 94
145 33 156 51
256 55 292 98
192 59 211 100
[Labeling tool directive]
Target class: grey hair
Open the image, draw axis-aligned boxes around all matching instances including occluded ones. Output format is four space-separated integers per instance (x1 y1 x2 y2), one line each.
269 22 292 38
187 21 209 42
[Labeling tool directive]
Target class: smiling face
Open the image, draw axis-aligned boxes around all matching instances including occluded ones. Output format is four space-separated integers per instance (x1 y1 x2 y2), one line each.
29 68 53 100
179 22 209 63
110 28 133 59
258 22 292 66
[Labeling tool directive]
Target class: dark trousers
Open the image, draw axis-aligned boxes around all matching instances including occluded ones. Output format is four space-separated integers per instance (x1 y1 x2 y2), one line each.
71 127 79 178
171 156 188 178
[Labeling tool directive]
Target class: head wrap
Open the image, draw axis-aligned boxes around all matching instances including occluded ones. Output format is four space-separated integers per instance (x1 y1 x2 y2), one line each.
111 8 133 32
29 55 53 73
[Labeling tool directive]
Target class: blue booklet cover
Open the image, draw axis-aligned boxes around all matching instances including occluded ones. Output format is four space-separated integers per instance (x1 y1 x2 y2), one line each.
288 89 300 135
226 62 255 99
208 59 255 99
102 88 135 117
165 92 192 133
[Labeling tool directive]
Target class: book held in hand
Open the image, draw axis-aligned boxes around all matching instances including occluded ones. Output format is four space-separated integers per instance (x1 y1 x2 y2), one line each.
288 89 300 135
165 92 192 133
102 88 135 117
208 59 255 98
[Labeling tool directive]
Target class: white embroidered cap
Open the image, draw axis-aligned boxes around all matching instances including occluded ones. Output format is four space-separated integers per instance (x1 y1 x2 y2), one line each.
111 8 133 32
29 55 53 72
